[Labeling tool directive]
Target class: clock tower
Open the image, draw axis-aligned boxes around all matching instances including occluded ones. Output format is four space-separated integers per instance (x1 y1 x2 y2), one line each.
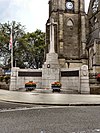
46 0 87 68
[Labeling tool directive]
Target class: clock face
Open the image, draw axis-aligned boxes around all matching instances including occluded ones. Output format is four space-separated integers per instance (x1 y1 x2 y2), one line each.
66 2 73 10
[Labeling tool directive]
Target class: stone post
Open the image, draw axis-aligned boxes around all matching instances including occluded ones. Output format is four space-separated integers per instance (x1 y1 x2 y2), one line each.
9 67 19 91
80 65 90 94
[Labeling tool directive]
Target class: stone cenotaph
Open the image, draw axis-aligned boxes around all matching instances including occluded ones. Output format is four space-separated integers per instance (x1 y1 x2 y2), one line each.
42 18 60 89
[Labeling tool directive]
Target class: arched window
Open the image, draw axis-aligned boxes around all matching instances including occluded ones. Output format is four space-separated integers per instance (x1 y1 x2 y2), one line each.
67 19 74 27
89 48 94 69
94 17 99 29
94 17 98 23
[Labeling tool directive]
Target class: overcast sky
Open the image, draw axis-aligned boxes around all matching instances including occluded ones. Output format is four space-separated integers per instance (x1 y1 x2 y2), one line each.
0 0 90 32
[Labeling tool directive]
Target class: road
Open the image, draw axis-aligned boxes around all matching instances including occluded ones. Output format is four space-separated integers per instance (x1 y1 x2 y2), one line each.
0 101 46 110
0 102 100 133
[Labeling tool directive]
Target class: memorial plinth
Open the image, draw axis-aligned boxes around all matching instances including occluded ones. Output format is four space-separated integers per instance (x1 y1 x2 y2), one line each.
42 52 60 89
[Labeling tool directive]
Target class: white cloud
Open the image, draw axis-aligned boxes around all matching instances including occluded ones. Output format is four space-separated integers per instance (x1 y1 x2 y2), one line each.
85 0 90 13
0 0 90 32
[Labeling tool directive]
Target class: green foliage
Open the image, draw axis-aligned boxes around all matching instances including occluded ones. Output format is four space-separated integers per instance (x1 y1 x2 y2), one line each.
0 76 10 84
0 76 3 82
0 21 25 69
0 21 46 69
4 76 10 84
18 29 46 68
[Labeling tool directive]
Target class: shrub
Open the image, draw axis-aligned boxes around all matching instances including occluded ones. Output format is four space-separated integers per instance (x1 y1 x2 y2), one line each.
4 76 10 84
0 76 3 82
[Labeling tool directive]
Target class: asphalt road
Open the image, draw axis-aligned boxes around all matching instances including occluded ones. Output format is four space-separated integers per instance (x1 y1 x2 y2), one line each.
0 101 47 110
0 102 100 133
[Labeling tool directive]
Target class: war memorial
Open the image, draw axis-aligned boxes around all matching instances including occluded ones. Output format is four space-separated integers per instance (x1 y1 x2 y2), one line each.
10 0 100 94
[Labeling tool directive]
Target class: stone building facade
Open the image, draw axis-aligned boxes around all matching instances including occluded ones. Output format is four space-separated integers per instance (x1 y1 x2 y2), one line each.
87 0 100 73
45 0 100 92
86 0 100 92
46 0 100 73
46 0 87 68
9 0 99 94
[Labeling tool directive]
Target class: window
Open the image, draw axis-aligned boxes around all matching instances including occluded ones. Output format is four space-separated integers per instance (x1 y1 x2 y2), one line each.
89 48 94 69
94 17 99 29
67 19 74 27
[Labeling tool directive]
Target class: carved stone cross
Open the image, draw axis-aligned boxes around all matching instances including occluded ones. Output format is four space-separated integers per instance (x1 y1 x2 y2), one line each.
47 18 57 53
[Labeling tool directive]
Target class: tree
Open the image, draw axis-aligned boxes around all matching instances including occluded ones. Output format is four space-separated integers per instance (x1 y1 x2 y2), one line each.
18 29 46 69
0 21 25 69
0 21 46 69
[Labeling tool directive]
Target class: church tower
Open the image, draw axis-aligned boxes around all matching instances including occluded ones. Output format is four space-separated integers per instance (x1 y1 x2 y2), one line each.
87 0 100 73
46 0 87 68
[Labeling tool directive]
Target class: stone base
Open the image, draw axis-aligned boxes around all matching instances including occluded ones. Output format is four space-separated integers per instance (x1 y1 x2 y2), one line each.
43 52 59 68
59 59 66 68
42 52 60 89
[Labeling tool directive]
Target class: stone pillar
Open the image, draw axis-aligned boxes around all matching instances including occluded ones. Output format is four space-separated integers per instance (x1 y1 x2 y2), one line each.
81 15 86 57
42 18 60 89
80 0 85 12
52 0 58 12
80 65 90 94
59 13 64 53
80 0 86 61
58 0 65 10
9 67 19 91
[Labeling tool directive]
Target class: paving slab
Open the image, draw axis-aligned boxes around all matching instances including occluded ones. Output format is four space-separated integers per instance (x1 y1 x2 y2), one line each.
0 89 100 106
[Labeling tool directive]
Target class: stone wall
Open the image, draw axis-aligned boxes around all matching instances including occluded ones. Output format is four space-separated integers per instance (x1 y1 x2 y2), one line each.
10 68 42 90
9 65 90 94
63 14 80 59
60 68 80 93
61 77 80 93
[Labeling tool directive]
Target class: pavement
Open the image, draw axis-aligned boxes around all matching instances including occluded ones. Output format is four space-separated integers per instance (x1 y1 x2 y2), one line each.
0 89 100 106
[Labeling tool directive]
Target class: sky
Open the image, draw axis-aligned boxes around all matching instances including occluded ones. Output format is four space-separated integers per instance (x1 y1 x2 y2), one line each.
0 0 90 32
